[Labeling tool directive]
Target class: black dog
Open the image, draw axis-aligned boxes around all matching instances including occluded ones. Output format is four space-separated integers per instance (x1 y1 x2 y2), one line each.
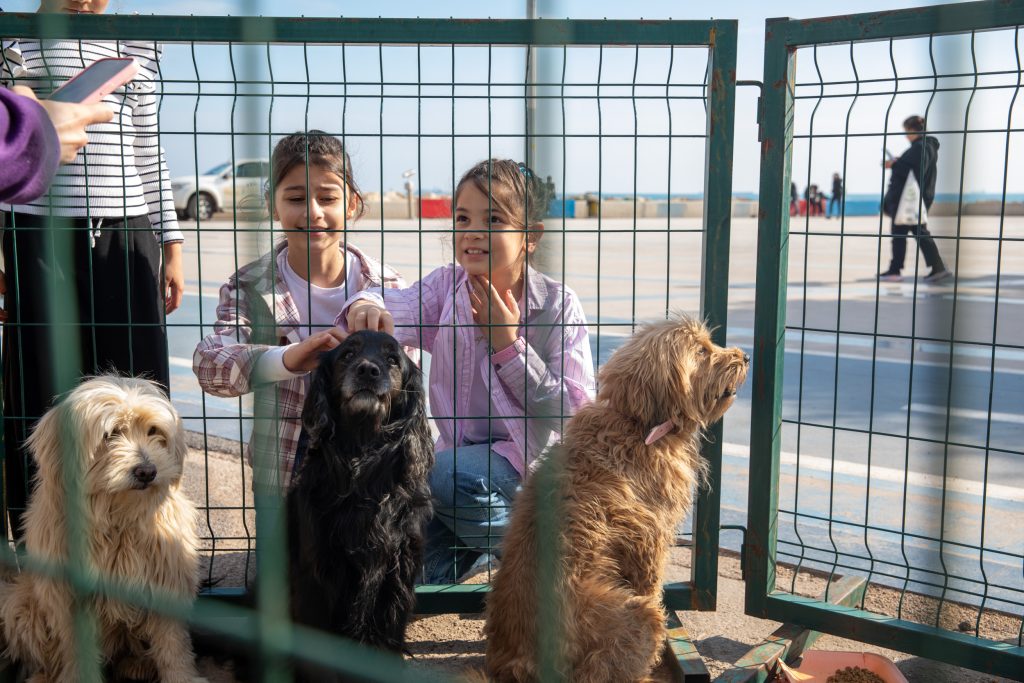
288 330 434 657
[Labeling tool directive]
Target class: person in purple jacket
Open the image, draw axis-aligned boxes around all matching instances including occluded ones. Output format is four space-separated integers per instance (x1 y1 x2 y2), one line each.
0 85 111 206
344 159 596 584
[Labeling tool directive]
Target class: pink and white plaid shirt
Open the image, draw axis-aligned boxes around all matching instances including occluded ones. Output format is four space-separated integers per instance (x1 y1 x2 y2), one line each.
339 264 596 477
193 241 406 490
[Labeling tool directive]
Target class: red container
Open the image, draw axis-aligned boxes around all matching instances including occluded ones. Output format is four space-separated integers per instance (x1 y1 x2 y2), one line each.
420 197 452 218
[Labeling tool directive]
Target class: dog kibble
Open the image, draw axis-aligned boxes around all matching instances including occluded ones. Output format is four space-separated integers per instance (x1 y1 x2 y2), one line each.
825 666 886 683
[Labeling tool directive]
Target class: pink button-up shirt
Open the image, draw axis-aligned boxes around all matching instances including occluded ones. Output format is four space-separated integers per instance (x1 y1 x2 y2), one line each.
339 264 595 477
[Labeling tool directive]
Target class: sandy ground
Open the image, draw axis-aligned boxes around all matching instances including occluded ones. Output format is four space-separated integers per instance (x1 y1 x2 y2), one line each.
182 445 1019 683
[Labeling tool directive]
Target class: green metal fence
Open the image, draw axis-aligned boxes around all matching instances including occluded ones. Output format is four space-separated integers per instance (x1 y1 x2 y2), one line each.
748 1 1024 679
0 10 737 679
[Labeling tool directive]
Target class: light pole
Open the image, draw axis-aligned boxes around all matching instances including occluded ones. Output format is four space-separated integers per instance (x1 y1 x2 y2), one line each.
402 169 416 220
526 0 562 275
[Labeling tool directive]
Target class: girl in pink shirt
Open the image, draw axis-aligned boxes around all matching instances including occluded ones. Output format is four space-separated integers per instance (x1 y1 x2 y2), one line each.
343 159 595 583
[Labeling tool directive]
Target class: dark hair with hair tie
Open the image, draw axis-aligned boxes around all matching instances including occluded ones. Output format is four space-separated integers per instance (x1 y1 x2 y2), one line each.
267 130 365 219
456 158 551 229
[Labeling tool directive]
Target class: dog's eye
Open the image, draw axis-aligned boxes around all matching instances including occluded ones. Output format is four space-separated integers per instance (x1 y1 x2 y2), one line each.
148 426 159 437
342 350 355 361
388 355 400 366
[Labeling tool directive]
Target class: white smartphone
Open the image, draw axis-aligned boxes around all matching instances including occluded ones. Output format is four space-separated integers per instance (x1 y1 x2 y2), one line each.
47 57 138 104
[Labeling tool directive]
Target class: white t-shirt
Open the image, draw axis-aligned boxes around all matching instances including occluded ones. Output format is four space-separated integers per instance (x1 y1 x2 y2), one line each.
280 247 362 340
255 247 362 382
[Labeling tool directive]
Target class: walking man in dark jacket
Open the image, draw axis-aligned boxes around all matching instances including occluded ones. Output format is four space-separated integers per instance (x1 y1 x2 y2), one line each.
880 115 951 283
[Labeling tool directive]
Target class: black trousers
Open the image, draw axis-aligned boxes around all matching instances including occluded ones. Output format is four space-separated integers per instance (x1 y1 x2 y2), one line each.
889 221 945 272
2 212 169 537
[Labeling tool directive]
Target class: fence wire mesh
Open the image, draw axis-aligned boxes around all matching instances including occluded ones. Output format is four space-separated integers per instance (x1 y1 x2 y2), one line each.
750 3 1024 678
0 11 737 680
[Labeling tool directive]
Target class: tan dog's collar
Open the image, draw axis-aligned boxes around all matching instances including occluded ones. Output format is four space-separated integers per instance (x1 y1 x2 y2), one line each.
644 420 675 446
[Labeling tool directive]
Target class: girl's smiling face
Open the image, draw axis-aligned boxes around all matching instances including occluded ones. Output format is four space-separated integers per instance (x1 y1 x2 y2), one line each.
454 183 535 279
272 163 356 253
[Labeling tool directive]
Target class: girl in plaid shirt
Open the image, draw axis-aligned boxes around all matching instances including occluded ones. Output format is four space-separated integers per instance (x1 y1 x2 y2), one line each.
194 132 407 490
343 159 596 584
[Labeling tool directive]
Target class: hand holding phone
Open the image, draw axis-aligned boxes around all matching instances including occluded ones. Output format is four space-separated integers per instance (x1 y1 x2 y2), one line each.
12 85 113 163
48 57 138 104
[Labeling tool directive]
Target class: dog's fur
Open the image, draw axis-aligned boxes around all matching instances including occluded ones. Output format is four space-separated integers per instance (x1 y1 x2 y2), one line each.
0 375 202 683
287 331 433 667
483 317 749 683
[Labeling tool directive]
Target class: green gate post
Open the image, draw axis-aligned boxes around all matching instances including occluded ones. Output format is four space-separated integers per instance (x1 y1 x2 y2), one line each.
746 16 796 620
685 19 738 613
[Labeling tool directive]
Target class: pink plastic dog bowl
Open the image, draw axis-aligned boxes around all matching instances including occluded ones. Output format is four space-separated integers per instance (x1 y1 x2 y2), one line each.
777 651 908 683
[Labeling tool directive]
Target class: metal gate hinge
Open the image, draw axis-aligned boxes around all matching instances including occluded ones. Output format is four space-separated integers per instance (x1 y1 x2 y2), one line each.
737 80 765 142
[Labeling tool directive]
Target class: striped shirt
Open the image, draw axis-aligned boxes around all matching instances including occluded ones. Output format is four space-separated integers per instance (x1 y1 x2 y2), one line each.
339 265 596 477
0 38 182 243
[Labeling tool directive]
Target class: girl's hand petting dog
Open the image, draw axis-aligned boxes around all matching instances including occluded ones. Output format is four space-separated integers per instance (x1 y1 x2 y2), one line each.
283 328 348 373
469 275 519 353
346 300 395 335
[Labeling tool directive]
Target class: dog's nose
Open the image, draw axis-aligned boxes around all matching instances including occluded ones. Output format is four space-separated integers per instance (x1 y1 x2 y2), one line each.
743 353 750 364
133 463 157 484
356 360 381 379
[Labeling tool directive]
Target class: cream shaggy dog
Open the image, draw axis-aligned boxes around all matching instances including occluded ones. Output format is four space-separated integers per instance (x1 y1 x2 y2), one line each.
484 317 749 683
0 375 205 683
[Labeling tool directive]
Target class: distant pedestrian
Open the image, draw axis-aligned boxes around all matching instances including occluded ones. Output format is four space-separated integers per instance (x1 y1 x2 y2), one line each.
804 184 824 216
828 172 844 218
790 181 798 216
879 115 950 283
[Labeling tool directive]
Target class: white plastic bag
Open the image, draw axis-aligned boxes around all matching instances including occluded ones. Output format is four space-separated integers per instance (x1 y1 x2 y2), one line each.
894 172 928 226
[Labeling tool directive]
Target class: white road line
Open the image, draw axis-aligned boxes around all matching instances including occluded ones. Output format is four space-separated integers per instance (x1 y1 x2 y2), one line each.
788 347 1024 374
723 442 1024 503
904 403 1024 424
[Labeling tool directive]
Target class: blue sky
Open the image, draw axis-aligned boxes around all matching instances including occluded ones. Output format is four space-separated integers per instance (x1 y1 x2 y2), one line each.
7 0 1020 199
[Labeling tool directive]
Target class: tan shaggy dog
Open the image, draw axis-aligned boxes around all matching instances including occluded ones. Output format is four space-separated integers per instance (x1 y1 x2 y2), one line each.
484 317 749 683
0 376 205 683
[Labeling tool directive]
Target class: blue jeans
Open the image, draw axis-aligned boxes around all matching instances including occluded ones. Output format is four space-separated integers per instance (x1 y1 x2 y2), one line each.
828 196 842 217
421 442 522 585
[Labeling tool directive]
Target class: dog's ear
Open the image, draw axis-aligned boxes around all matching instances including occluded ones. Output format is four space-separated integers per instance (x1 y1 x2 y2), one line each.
393 356 435 481
171 411 189 469
597 321 694 431
393 353 425 420
301 355 337 451
24 391 96 556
